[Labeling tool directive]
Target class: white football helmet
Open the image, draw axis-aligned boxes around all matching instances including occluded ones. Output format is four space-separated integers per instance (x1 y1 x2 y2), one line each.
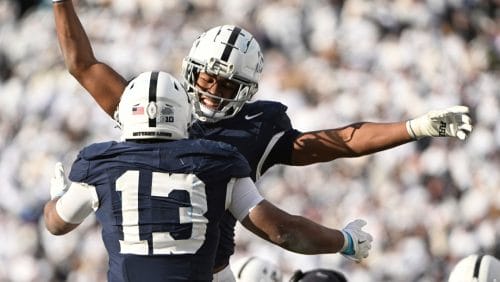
114 71 191 141
232 256 282 282
181 25 264 122
448 254 500 282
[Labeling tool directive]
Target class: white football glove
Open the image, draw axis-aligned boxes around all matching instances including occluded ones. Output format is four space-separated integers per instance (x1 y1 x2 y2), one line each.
50 162 69 199
406 106 472 140
340 219 373 262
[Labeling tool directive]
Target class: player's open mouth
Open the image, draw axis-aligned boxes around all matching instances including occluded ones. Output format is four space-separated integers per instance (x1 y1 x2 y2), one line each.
200 95 224 110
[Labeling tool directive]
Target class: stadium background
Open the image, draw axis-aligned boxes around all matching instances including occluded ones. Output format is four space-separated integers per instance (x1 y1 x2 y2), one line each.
0 0 498 281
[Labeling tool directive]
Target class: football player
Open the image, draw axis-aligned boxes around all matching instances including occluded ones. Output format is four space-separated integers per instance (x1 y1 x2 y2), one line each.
51 1 473 280
43 71 373 282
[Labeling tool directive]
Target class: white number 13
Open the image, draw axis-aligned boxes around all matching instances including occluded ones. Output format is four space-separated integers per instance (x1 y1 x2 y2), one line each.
116 171 208 255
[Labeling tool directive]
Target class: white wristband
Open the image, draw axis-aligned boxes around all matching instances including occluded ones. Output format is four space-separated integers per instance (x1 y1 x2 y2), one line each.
52 0 67 3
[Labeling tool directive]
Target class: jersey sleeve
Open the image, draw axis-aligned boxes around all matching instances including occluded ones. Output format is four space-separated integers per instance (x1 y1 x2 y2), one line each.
258 102 302 176
196 140 252 180
68 141 116 183
56 182 98 224
68 152 90 183
228 177 264 221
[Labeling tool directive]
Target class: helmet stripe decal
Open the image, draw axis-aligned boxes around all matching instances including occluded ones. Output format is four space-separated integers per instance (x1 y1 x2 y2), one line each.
148 71 159 127
221 27 242 61
473 254 484 278
237 256 256 278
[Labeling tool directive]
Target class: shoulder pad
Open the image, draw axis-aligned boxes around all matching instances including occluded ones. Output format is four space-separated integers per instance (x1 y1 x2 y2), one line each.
241 100 289 121
245 100 288 114
78 141 116 161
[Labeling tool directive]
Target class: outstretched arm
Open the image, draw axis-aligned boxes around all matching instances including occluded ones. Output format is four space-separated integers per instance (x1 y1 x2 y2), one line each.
292 121 410 165
229 178 372 260
291 106 473 165
241 201 372 261
53 0 126 116
241 200 346 254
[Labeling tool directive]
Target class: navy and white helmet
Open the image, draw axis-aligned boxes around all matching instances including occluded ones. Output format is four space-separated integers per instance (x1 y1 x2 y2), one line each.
181 25 264 122
114 71 191 141
448 254 500 282
232 256 282 282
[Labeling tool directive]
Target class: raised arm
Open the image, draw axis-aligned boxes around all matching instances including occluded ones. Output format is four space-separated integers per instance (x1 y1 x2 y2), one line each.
292 106 473 165
53 0 126 116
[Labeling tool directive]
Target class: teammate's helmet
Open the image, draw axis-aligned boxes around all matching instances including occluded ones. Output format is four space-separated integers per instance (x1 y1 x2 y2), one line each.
114 71 191 141
232 256 282 282
448 254 500 282
289 269 347 282
181 25 264 122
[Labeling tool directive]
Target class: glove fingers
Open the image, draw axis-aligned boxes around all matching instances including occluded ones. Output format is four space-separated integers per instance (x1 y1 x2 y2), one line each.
352 219 367 228
457 124 473 140
342 254 360 262
365 232 373 242
458 123 472 133
357 231 370 242
342 219 372 262
456 131 466 140
448 105 469 114
360 244 370 258
461 114 472 125
54 162 65 178
50 162 69 199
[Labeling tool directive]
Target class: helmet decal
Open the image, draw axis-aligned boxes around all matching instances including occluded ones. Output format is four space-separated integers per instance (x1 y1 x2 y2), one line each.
116 71 191 141
220 26 242 61
148 71 159 127
473 254 483 278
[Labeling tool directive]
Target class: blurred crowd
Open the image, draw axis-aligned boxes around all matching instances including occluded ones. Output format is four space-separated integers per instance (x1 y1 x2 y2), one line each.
0 0 498 281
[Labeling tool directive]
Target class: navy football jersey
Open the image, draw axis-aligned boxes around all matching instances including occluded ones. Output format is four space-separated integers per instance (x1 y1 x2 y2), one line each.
68 139 250 282
189 100 301 268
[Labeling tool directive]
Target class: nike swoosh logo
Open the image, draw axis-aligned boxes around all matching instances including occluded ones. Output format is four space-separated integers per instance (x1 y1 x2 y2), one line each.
245 112 263 120
358 240 367 244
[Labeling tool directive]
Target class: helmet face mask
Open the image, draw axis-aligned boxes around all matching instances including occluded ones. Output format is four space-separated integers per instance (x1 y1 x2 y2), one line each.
115 71 192 141
182 25 264 123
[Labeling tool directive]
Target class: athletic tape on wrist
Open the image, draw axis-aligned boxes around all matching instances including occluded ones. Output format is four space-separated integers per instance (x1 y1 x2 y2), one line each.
341 231 354 255
406 120 418 139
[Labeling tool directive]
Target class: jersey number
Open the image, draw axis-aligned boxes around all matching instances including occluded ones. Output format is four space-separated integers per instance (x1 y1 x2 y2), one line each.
116 171 208 255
